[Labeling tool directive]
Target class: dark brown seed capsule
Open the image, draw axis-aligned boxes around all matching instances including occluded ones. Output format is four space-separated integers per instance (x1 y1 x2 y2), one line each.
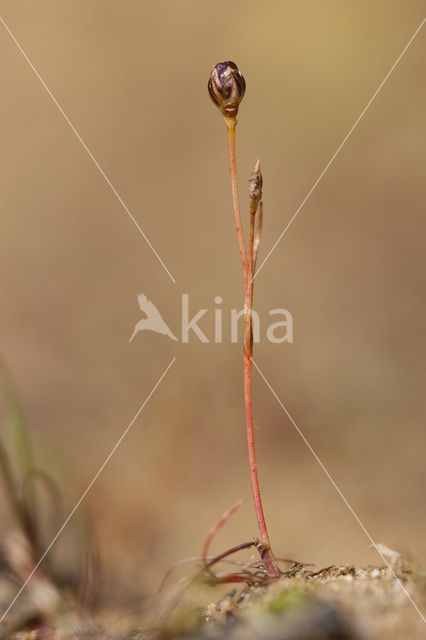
208 61 246 118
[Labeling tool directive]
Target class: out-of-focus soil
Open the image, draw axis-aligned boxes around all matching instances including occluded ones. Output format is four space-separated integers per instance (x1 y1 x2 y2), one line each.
2 546 425 640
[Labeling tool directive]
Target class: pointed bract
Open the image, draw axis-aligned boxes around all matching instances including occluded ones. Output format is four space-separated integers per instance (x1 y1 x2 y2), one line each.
249 159 263 214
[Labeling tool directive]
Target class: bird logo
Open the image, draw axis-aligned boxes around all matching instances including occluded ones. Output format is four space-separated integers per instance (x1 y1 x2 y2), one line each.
129 293 178 343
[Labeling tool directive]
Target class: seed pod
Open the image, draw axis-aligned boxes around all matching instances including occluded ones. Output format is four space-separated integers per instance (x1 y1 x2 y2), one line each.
249 159 263 214
208 61 246 119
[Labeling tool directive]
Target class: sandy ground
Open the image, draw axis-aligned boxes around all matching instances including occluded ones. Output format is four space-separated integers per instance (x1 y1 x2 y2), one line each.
1 545 425 639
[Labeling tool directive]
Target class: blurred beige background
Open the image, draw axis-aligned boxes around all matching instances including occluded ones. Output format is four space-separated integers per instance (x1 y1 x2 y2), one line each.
0 1 425 595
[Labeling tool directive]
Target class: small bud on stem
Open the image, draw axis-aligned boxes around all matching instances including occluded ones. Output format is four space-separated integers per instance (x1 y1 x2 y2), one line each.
249 159 263 215
208 61 246 122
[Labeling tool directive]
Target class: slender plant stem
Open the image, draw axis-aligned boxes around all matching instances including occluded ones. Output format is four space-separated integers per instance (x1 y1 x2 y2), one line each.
202 499 243 564
245 208 255 357
226 118 279 577
253 202 263 272
226 120 249 293
243 355 278 576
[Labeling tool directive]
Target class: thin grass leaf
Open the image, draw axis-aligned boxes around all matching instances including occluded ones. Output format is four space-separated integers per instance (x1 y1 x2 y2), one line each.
1 371 34 478
0 437 17 505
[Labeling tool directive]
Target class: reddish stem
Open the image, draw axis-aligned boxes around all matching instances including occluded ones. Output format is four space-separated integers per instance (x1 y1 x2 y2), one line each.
226 121 248 293
226 118 279 577
243 355 278 576
202 499 243 564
